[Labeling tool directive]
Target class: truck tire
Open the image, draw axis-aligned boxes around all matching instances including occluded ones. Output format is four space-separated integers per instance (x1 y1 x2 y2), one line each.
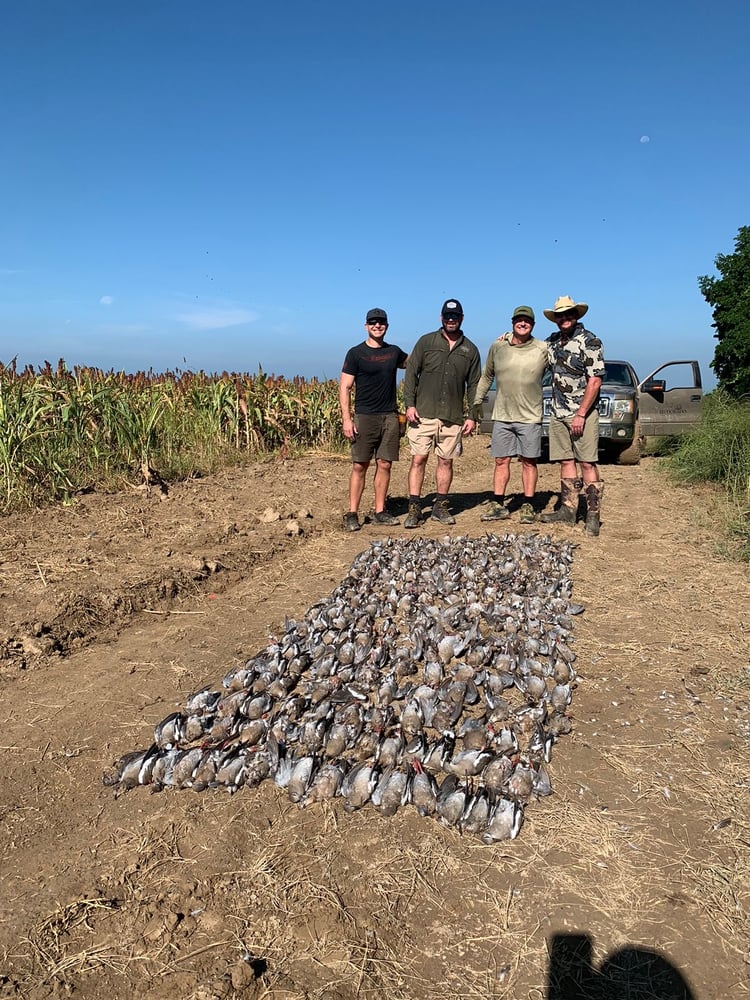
615 422 641 465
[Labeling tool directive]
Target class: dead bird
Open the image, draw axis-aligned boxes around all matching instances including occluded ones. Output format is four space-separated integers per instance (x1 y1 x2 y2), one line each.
481 753 514 796
154 712 185 749
215 746 249 792
402 733 428 764
375 730 405 769
172 747 208 788
302 760 349 806
532 764 552 798
185 687 221 715
459 787 491 836
287 754 317 803
457 717 489 751
488 726 518 755
445 747 493 778
322 722 349 759
506 759 537 803
150 748 182 791
342 761 380 812
436 774 469 828
372 765 409 816
237 717 268 747
350 728 380 762
400 698 424 737
406 761 439 817
189 749 220 792
550 682 573 712
482 797 523 843
423 731 456 774
103 743 160 790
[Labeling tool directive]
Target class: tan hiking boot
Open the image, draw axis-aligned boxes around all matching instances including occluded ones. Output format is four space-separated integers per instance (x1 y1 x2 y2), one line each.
519 502 536 524
481 500 510 521
404 502 422 529
431 498 456 525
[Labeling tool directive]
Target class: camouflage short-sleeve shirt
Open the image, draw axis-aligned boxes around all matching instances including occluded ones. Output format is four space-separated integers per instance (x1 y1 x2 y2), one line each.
546 324 606 418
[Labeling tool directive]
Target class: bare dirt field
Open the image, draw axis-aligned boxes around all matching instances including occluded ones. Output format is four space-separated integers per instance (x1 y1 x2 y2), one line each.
1 433 748 1000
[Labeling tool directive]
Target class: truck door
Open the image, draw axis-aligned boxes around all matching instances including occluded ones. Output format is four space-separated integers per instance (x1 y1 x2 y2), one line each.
638 361 703 437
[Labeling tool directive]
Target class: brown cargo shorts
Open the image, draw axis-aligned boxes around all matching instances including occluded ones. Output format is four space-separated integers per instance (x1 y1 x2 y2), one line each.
350 412 401 463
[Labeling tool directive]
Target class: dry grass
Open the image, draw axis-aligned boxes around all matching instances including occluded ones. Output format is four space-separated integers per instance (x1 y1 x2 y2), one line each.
23 896 122 984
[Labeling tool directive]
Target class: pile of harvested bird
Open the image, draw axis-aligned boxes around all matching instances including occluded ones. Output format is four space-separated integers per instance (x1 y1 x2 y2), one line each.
105 533 580 843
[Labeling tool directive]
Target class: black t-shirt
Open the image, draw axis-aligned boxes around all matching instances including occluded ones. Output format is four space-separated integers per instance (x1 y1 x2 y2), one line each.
342 341 408 414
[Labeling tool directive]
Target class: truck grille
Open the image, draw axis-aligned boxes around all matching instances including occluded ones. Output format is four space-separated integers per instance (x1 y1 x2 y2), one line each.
543 396 612 418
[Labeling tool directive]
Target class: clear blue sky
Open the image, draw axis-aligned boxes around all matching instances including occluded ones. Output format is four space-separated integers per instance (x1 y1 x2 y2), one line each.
2 0 748 387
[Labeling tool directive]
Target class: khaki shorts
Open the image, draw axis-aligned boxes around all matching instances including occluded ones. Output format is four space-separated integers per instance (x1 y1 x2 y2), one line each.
407 417 463 459
548 412 599 463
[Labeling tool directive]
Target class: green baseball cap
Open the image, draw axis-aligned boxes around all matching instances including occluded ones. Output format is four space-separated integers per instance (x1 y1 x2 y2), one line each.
512 305 535 322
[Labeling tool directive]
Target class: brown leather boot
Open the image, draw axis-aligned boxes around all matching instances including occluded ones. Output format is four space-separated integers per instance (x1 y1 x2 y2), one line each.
541 477 579 524
584 481 604 536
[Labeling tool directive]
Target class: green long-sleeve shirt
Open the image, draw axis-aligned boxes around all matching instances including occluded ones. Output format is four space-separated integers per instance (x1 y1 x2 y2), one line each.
473 333 549 423
403 329 482 424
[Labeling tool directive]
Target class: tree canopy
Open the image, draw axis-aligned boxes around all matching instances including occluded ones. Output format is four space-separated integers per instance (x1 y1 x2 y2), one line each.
698 226 750 398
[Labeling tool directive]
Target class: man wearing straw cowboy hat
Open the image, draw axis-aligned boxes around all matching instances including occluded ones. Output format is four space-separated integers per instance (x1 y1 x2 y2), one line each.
540 295 605 536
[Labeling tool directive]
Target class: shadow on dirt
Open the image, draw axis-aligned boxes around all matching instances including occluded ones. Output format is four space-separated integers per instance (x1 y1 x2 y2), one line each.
384 491 560 519
546 933 696 999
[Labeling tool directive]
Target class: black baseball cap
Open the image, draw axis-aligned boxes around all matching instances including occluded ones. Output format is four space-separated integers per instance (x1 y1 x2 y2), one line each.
441 298 463 317
366 307 388 323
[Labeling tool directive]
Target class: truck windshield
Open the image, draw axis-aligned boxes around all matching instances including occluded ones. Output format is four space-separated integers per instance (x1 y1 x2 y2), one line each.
542 362 635 388
603 363 635 387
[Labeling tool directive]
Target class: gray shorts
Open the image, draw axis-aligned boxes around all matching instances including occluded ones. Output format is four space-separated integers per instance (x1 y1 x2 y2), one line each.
351 412 401 463
490 421 542 459
548 412 599 463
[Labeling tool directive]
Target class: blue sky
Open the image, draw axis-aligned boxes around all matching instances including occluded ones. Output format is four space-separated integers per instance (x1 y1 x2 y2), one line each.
2 1 748 387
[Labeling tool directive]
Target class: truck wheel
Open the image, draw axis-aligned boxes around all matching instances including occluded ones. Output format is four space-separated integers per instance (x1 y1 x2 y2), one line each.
615 422 641 465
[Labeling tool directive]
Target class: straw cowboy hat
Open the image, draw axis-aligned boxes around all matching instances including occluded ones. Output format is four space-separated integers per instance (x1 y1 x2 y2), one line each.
543 295 589 322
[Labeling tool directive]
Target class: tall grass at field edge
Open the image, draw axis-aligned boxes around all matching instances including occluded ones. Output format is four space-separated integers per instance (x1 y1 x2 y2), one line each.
665 390 750 559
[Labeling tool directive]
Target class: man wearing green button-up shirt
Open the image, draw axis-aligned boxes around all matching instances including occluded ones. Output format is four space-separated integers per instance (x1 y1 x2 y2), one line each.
402 298 481 528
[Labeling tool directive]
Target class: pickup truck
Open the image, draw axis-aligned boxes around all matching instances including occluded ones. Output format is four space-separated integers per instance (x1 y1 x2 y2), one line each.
479 359 703 464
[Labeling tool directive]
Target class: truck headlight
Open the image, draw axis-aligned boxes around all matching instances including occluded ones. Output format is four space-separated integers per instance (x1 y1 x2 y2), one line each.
613 399 635 416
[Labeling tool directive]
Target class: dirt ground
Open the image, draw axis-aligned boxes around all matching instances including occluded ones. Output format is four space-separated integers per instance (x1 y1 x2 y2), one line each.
1 433 748 1000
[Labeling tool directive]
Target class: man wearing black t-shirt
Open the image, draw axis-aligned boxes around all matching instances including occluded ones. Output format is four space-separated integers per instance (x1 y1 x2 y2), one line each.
339 307 408 532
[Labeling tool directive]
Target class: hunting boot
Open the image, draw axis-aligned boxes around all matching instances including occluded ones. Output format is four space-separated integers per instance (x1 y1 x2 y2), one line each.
584 481 604 537
540 477 579 524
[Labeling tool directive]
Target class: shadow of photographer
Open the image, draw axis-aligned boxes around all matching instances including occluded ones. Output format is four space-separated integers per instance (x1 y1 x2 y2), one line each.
547 933 696 1000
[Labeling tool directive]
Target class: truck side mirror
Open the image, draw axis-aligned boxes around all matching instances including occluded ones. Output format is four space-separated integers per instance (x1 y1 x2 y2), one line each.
642 378 666 393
